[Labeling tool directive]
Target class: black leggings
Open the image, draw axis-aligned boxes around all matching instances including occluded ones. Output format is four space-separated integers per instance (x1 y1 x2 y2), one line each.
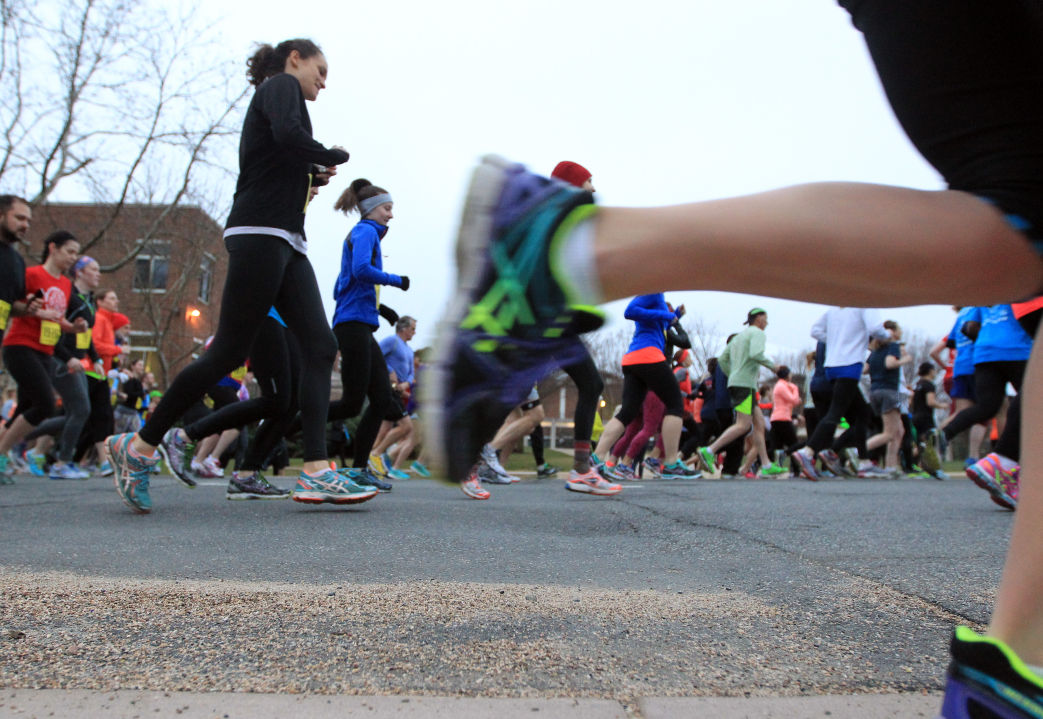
560 348 604 443
183 316 295 442
807 377 869 454
840 0 1043 247
139 235 337 462
75 374 114 460
242 331 302 472
943 360 1026 441
616 361 684 426
327 322 392 467
2 345 55 426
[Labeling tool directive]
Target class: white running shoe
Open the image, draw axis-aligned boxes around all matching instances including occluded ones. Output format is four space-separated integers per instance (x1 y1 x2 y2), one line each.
565 468 622 496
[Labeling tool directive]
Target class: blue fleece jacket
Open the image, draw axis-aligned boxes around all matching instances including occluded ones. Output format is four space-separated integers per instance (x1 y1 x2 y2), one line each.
332 219 403 329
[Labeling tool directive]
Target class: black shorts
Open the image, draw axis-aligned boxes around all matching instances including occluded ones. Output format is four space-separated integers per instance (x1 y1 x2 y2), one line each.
383 395 408 422
840 0 1043 251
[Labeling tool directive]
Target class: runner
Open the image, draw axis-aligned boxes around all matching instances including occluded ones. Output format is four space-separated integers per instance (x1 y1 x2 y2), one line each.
325 178 409 494
864 321 913 476
697 309 785 478
428 3 1043 711
106 38 365 512
592 294 693 482
0 231 83 483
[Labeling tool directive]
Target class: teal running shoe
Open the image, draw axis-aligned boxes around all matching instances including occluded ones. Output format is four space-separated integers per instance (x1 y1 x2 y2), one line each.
106 433 157 514
425 155 604 484
291 469 377 505
940 626 1043 718
661 460 699 479
0 453 13 485
386 467 410 481
410 460 431 477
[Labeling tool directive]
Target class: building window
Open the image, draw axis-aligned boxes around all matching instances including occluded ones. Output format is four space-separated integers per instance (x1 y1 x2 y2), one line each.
133 240 171 292
199 255 214 304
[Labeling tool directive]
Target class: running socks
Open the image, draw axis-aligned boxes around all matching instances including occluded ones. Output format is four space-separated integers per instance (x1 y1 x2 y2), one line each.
573 440 592 473
549 207 603 309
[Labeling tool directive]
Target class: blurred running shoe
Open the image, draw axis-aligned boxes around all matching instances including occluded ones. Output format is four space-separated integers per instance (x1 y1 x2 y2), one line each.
24 448 46 477
386 467 410 481
565 468 622 496
965 453 1018 510
353 467 393 493
756 462 787 478
477 460 513 485
940 626 1043 718
818 449 845 476
227 471 290 500
661 460 699 480
367 453 389 478
107 433 156 514
291 469 377 505
0 453 13 485
697 446 720 474
48 462 89 480
410 460 431 477
604 462 636 481
791 448 819 481
201 456 224 479
98 460 114 477
536 462 560 478
158 428 197 488
8 449 28 474
425 156 603 484
460 467 491 500
642 457 663 478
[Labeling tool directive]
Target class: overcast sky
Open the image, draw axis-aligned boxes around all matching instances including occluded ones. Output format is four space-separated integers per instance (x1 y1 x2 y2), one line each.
198 0 955 356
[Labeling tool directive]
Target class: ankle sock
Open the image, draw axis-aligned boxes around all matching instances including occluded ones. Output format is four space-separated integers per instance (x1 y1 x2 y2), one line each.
551 209 603 306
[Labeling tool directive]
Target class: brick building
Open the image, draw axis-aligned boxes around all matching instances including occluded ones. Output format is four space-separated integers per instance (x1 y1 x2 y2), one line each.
25 203 228 387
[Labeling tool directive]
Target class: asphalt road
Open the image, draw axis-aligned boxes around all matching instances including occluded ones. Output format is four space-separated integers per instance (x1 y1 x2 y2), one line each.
0 471 1010 711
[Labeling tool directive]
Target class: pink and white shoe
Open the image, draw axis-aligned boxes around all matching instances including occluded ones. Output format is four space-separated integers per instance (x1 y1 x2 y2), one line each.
460 468 491 500
565 468 622 496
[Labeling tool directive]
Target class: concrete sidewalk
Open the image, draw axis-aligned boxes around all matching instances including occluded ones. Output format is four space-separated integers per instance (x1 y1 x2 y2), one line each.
0 689 943 718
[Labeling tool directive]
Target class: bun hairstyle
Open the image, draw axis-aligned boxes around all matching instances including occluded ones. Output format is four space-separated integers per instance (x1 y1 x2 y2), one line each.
334 178 389 216
41 229 77 264
246 39 322 87
776 365 791 380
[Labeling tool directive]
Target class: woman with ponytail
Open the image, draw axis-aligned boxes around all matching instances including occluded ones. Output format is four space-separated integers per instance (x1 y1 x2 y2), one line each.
107 38 375 513
325 179 409 491
0 231 82 483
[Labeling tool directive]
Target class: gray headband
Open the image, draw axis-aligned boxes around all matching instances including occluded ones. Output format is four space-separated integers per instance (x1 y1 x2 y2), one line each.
360 193 393 217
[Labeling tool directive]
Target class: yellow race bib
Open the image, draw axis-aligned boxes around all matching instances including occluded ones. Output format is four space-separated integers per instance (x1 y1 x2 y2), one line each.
39 320 60 347
76 328 92 350
0 300 9 331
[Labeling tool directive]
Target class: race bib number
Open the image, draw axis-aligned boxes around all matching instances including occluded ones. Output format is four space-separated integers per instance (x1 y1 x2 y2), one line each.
0 300 9 331
39 320 61 347
76 328 92 350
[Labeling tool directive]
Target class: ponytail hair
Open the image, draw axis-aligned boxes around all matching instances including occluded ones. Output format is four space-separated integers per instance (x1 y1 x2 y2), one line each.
246 38 322 87
334 178 390 216
41 229 77 264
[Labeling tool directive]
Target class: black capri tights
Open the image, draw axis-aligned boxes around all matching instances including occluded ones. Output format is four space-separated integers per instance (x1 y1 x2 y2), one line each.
138 235 337 463
943 360 1026 441
615 361 684 427
327 321 392 468
2 345 55 426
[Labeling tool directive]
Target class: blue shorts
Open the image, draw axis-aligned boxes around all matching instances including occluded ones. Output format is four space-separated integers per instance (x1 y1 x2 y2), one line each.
950 374 976 401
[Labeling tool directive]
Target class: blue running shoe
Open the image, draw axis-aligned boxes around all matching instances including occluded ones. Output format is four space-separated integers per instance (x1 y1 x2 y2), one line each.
24 448 46 477
291 469 378 505
98 460 114 477
106 433 157 514
352 467 393 493
410 460 431 478
940 626 1043 718
386 467 410 481
426 155 603 483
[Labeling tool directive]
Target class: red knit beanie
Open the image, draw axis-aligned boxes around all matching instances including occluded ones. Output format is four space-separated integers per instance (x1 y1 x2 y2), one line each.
551 161 592 188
